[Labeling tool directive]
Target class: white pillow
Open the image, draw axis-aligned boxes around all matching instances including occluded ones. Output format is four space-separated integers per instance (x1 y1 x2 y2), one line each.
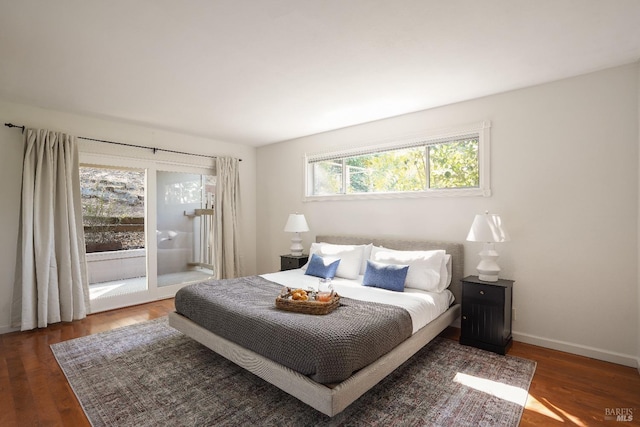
360 243 373 275
305 242 323 261
371 246 446 292
303 242 367 280
438 254 452 292
318 243 366 280
301 242 322 271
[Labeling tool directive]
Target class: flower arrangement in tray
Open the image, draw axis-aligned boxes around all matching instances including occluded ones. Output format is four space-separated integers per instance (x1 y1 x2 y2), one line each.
275 287 340 315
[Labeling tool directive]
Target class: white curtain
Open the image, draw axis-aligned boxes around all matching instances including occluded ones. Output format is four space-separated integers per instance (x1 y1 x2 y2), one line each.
214 157 241 279
12 129 89 330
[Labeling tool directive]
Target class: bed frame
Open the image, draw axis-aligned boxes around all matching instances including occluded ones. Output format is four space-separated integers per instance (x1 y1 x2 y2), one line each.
168 235 464 417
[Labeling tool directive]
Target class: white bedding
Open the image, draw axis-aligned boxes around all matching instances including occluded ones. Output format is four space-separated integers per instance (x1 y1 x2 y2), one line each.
260 269 454 334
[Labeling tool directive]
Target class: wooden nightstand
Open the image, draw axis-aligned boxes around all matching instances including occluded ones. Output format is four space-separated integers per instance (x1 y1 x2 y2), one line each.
280 254 308 271
460 275 514 355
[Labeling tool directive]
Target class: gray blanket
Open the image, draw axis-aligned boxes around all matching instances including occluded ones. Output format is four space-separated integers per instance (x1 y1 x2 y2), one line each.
174 276 413 384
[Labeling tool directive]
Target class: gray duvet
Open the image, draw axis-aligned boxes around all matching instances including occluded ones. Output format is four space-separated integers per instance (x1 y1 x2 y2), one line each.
174 275 413 384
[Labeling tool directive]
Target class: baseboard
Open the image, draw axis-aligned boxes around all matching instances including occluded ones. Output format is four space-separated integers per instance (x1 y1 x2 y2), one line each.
513 331 637 368
0 324 19 335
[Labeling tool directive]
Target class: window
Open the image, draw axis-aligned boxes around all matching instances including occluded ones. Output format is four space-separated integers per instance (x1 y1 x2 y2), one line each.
305 121 491 200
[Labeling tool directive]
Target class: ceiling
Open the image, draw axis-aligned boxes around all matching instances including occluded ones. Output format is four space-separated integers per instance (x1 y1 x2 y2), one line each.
1 1 639 147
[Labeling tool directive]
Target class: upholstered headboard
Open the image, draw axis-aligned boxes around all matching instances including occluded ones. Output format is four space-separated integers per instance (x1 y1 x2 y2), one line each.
315 235 464 303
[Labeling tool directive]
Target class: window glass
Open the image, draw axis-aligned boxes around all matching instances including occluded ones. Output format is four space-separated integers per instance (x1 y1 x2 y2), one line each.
312 160 343 195
305 123 488 199
428 138 479 189
80 165 147 301
346 147 426 193
80 166 145 254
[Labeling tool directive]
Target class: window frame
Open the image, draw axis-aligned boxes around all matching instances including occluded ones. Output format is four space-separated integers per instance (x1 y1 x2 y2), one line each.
303 121 492 201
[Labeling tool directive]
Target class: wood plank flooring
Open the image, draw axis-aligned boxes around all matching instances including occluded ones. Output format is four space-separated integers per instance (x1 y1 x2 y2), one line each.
440 327 640 426
1 299 638 426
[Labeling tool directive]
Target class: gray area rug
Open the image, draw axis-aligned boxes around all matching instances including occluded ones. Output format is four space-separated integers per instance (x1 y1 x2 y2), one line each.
51 317 535 426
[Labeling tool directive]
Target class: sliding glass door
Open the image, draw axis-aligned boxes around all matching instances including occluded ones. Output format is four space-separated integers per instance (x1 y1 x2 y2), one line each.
80 152 215 313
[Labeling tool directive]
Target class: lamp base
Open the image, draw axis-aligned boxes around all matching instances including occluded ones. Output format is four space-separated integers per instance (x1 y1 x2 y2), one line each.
478 273 499 282
476 242 500 282
290 233 304 256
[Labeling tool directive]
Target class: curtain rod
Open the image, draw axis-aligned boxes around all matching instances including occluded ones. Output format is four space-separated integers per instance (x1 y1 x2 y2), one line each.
4 122 242 161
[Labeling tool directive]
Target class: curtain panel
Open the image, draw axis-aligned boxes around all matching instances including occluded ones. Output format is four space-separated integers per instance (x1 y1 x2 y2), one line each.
214 157 241 279
12 129 89 330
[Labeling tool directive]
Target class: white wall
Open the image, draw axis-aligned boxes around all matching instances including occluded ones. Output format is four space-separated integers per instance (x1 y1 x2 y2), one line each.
257 63 640 367
0 100 257 333
637 63 640 373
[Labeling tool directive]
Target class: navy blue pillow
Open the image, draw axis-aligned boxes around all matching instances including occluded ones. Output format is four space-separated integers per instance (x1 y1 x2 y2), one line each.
362 260 409 292
304 254 341 279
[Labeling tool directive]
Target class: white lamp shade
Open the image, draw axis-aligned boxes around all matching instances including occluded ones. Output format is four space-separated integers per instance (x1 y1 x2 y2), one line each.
466 212 509 282
284 214 309 233
466 213 510 243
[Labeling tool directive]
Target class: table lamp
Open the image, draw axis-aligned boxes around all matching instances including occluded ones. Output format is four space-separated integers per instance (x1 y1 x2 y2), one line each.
466 211 510 282
284 213 309 256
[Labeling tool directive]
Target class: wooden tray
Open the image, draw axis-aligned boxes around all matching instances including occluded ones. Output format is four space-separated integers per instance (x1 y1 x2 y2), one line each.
275 289 340 315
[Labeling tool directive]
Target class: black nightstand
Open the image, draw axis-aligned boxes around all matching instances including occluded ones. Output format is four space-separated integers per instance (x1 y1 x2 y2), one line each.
280 254 308 271
460 275 514 355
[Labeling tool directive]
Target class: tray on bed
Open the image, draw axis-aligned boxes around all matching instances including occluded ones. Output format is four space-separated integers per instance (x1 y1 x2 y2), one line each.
275 288 340 315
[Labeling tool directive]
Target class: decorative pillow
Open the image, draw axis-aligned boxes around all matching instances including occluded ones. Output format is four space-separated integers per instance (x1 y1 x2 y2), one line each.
371 246 445 292
306 243 364 279
362 260 409 292
304 254 340 279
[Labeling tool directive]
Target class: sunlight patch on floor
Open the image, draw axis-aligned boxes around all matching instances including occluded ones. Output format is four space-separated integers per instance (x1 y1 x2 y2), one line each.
532 395 588 426
89 270 213 300
89 283 121 299
523 394 565 423
455 373 588 426
89 279 145 299
454 372 528 405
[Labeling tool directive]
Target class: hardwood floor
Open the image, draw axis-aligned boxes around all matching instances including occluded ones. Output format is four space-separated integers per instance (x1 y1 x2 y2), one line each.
0 299 175 427
440 328 640 426
1 299 638 426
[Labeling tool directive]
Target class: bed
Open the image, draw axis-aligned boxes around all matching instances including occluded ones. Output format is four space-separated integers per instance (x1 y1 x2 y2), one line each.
168 235 463 416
